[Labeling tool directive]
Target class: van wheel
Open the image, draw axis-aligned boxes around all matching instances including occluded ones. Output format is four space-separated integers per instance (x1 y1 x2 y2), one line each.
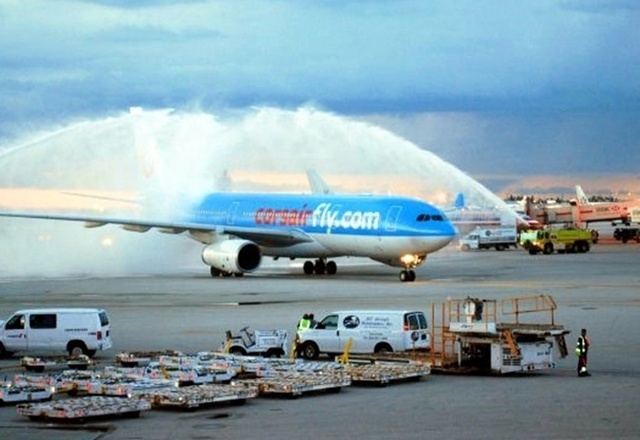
68 342 88 357
0 343 12 359
374 343 393 354
543 243 554 255
301 342 320 360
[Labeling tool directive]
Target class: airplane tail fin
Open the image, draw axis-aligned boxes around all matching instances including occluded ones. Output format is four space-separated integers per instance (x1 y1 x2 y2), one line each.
575 185 590 206
306 169 333 194
130 107 161 180
454 193 465 209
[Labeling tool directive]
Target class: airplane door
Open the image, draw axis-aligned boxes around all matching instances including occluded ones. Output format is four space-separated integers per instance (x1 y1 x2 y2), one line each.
226 202 240 225
385 206 402 232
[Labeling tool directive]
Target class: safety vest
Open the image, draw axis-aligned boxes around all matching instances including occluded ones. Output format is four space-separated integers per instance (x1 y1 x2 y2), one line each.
575 335 589 356
298 318 311 331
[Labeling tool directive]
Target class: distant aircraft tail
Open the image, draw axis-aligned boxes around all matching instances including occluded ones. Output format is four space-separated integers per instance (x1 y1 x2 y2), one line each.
130 107 161 179
454 193 465 209
306 169 333 195
575 185 590 206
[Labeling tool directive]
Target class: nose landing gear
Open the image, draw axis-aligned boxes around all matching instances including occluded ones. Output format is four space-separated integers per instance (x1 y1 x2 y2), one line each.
399 270 416 282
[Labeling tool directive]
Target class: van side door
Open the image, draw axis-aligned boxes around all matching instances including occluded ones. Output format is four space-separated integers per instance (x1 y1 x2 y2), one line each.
3 314 28 351
28 313 58 350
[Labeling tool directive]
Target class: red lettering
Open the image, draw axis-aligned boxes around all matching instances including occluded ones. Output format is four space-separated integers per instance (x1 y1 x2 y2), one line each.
279 209 289 225
255 208 265 224
254 206 314 227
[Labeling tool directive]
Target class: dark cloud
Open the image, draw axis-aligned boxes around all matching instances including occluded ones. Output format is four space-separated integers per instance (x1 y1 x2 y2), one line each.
0 0 638 182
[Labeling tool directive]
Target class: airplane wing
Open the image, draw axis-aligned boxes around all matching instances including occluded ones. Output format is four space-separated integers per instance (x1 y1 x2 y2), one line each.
0 211 314 247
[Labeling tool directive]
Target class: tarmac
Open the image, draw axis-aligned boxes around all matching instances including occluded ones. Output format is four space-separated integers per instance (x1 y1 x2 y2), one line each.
0 243 639 440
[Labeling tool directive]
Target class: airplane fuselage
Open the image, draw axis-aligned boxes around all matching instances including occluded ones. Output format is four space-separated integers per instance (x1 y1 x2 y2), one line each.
189 193 456 265
0 191 456 282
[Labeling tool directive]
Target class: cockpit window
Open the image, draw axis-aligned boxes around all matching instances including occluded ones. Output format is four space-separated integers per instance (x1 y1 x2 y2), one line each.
417 213 443 222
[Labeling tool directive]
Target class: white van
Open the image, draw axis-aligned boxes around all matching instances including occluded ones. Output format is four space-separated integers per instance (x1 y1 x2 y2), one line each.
297 310 430 360
0 308 113 358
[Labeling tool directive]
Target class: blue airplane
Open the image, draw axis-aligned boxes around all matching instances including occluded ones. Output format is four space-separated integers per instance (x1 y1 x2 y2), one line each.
0 192 456 282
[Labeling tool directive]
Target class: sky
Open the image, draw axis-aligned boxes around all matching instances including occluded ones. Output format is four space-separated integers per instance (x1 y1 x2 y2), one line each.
1 0 639 194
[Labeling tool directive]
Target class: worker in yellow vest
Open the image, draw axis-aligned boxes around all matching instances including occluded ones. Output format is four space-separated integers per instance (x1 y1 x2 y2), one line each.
575 328 591 377
297 313 311 333
294 313 312 358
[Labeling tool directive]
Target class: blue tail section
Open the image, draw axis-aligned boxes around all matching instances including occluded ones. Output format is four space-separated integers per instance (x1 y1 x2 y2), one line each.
454 193 465 209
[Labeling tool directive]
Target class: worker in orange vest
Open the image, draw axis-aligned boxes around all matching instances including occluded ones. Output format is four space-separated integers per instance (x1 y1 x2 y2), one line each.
575 328 591 377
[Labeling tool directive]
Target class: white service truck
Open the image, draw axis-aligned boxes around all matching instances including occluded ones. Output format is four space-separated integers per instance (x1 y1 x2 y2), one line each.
297 310 430 360
0 308 112 358
458 227 518 251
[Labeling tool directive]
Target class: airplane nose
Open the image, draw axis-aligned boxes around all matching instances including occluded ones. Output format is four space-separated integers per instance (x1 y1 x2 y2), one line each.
433 234 455 251
444 221 457 239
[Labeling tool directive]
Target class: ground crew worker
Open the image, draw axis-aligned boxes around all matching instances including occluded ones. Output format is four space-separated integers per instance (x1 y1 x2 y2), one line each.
297 313 311 333
576 328 591 377
294 313 312 358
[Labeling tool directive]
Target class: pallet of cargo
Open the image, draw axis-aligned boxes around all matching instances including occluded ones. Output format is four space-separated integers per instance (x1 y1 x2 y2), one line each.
138 383 258 409
116 352 153 367
12 374 56 389
20 357 58 373
86 376 177 397
20 355 93 372
115 350 184 368
52 370 102 395
344 361 431 384
0 383 53 405
251 372 351 397
16 396 151 422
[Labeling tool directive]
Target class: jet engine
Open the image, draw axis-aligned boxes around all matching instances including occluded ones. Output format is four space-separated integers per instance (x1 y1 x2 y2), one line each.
201 240 261 275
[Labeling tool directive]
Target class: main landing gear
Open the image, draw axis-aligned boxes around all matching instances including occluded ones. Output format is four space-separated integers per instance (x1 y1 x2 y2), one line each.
399 270 416 282
303 258 337 276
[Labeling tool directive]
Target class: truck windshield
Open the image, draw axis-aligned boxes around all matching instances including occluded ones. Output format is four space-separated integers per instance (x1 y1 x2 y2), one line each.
5 314 25 330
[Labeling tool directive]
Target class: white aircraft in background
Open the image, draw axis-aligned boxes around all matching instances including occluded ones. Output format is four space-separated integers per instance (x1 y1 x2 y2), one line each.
526 185 640 227
574 185 640 226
